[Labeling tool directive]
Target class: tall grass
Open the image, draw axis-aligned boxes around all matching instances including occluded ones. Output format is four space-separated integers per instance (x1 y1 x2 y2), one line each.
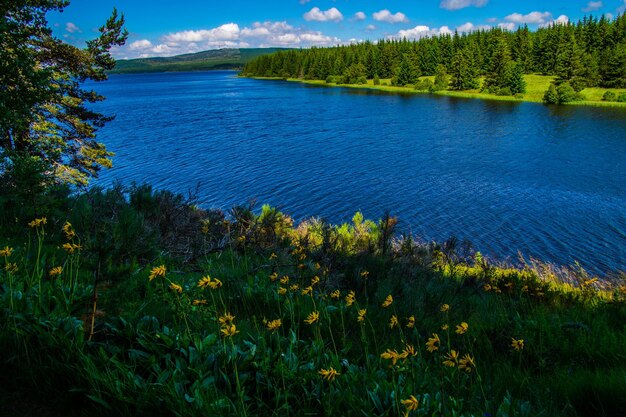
0 185 624 416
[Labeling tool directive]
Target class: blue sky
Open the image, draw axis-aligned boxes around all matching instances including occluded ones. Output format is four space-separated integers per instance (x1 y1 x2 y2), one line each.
48 1 626 58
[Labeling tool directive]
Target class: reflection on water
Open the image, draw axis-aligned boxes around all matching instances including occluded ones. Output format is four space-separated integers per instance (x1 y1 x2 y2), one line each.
91 71 626 276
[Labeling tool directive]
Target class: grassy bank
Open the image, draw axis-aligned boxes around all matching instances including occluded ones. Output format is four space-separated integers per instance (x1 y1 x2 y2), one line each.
249 74 626 108
1 182 625 417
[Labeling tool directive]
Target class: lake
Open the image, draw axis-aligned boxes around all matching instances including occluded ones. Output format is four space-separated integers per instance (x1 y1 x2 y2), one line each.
92 70 626 276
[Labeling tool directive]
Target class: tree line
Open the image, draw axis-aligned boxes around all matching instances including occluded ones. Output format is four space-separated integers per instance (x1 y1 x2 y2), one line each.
242 13 626 97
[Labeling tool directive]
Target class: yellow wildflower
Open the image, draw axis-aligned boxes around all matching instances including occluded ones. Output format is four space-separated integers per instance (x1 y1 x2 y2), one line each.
49 266 63 277
455 322 469 335
269 252 278 260
218 312 235 326
401 395 419 412
220 324 239 338
400 344 417 359
483 284 492 292
345 290 356 307
389 315 399 329
360 270 369 278
208 278 223 289
311 275 320 286
301 286 312 296
304 311 319 325
426 333 440 353
266 319 282 332
0 246 14 257
380 349 400 365
381 294 393 308
198 275 212 288
289 284 300 292
280 275 290 285
443 350 459 367
511 338 524 351
318 367 340 382
269 272 278 282
62 221 75 240
5 263 18 273
28 217 47 228
406 315 415 328
440 304 450 312
149 265 166 281
192 299 207 306
299 253 306 261
315 262 321 270
330 289 341 299
441 324 449 331
458 354 475 373
62 242 82 254
169 283 183 293
278 287 287 295
357 309 367 323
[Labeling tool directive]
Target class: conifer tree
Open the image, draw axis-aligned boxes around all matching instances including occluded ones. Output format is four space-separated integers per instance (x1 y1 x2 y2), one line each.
450 47 479 90
1 0 127 185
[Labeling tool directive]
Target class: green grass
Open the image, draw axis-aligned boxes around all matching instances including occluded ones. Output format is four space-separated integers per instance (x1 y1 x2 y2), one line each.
250 74 626 108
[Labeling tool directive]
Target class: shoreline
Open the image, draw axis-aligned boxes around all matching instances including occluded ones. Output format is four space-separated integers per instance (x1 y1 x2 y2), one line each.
247 75 626 109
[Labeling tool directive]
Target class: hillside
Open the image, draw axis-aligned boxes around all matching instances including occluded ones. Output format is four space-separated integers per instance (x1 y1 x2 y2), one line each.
112 48 287 74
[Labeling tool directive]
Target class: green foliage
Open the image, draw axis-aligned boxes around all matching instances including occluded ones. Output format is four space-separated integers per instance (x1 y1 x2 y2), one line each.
342 63 367 85
450 47 480 91
1 185 624 417
414 79 434 91
395 53 420 87
602 91 617 101
1 1 128 186
543 84 560 104
543 82 584 104
373 74 380 85
431 64 449 92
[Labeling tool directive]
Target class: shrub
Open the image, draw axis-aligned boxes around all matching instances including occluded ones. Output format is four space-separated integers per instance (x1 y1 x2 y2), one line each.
617 93 626 102
373 74 380 85
355 76 367 85
603 91 616 101
414 79 434 91
496 87 512 96
556 83 578 103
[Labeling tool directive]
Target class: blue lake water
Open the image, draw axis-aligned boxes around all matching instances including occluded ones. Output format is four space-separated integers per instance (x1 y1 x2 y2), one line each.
91 70 626 276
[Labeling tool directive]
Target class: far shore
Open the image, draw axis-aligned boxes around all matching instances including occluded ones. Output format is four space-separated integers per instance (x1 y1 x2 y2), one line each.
246 74 626 108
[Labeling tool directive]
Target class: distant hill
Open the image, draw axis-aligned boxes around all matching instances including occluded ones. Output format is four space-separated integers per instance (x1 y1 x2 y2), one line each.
111 48 287 74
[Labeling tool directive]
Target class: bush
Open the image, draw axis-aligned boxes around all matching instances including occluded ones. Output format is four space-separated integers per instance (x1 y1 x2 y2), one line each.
556 83 578 103
570 77 587 92
414 79 434 91
355 76 367 85
373 74 380 85
514 93 525 99
496 87 512 96
617 93 626 102
603 91 616 101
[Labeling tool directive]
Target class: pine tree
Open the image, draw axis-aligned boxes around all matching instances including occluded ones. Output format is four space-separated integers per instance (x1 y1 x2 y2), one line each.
396 53 419 86
450 47 479 90
1 0 127 185
507 61 527 95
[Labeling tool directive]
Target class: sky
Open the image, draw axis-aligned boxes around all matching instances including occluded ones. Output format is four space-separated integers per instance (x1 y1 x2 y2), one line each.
47 1 626 59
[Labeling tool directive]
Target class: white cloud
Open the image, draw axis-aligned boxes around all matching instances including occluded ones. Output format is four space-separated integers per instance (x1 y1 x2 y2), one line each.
498 22 516 31
115 20 344 58
163 23 240 43
552 15 570 25
618 1 626 13
129 39 153 50
486 17 498 23
456 22 475 32
373 9 408 23
65 22 81 33
394 25 451 40
583 1 603 12
504 11 552 24
605 12 615 20
365 24 377 32
303 7 343 22
299 0 311 4
440 0 488 11
353 11 366 21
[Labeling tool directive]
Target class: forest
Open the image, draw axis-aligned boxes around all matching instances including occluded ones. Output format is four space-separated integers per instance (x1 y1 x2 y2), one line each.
242 13 626 102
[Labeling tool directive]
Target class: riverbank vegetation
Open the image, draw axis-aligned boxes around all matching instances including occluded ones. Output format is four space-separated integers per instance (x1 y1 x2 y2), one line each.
242 13 626 105
1 173 625 417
